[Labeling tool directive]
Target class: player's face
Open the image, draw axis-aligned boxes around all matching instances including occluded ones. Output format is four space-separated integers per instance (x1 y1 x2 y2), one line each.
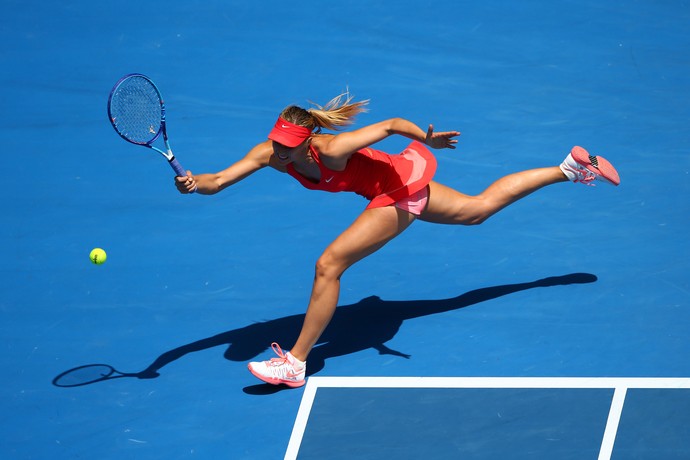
273 142 293 164
272 140 307 165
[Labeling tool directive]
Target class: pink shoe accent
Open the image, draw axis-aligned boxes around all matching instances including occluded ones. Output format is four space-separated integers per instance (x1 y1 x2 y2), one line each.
570 146 621 186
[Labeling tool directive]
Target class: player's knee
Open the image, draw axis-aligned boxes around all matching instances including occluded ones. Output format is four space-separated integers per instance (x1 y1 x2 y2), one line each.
462 213 490 225
314 251 346 280
459 200 493 225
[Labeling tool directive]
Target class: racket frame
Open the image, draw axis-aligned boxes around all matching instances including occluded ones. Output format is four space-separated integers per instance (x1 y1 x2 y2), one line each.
107 73 187 177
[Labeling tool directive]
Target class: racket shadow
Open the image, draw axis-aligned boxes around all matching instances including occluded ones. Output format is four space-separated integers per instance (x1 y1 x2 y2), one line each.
52 364 141 388
52 273 597 390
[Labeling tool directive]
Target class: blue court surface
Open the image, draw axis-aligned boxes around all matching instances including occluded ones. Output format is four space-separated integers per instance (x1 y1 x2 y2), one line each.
2 0 689 459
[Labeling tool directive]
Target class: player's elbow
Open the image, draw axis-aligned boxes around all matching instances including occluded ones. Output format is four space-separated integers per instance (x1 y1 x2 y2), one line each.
386 118 407 135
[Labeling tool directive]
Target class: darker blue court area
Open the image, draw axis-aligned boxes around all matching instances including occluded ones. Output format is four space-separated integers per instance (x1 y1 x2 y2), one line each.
299 387 612 460
613 389 690 460
2 0 689 458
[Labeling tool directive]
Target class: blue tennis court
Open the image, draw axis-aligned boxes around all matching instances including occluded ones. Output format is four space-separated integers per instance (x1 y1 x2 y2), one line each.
2 0 689 459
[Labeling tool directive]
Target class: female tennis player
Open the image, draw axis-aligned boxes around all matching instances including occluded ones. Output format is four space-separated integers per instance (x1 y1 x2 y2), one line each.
174 94 620 388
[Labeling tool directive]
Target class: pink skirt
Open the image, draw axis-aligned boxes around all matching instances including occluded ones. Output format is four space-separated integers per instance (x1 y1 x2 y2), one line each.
366 141 437 210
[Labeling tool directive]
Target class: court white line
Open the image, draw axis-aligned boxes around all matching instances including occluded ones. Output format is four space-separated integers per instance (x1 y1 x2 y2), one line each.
304 376 690 389
285 377 690 460
598 386 627 460
284 379 319 460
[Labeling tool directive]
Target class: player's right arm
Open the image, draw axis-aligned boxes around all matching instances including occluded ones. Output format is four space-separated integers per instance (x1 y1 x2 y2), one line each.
175 141 275 195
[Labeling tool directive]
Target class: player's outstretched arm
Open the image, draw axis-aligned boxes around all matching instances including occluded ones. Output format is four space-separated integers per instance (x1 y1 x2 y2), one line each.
175 141 274 195
315 118 460 169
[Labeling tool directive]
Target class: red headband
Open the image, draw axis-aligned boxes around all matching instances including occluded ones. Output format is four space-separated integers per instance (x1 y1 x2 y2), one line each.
268 117 312 147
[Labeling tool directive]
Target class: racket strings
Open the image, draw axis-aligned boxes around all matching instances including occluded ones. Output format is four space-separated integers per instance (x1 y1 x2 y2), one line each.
110 77 163 144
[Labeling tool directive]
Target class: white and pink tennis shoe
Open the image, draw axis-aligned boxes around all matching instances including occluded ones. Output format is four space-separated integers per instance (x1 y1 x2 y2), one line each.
247 342 306 388
560 146 620 186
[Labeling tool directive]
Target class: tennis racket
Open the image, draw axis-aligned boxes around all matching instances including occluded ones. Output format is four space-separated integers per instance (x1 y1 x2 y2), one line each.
107 73 191 182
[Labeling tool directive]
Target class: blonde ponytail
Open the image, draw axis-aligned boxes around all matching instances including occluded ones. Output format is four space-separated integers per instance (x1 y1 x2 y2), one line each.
307 93 369 131
279 92 369 133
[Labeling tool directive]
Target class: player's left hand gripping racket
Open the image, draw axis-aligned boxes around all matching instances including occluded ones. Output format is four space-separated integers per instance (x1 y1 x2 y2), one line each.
107 73 193 188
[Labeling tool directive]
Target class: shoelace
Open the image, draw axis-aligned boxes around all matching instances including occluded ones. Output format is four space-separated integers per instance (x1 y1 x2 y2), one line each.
576 168 597 186
264 343 304 379
267 342 289 366
566 163 597 186
580 168 597 187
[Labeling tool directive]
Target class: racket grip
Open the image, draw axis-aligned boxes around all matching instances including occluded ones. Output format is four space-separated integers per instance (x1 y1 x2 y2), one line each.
169 157 187 177
169 157 196 194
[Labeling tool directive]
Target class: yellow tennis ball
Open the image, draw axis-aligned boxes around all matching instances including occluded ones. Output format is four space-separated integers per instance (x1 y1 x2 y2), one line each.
90 248 107 265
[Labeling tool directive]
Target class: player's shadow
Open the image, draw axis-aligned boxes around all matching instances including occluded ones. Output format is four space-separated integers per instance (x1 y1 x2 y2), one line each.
52 273 596 392
133 272 597 393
